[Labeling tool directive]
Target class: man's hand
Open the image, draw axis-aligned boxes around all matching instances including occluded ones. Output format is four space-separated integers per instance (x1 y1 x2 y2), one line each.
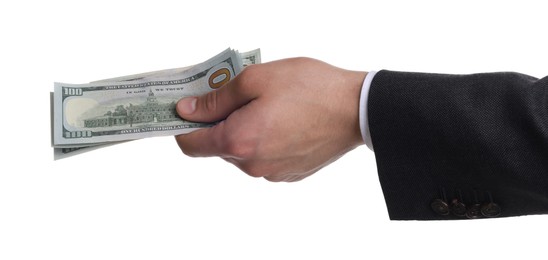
175 57 367 182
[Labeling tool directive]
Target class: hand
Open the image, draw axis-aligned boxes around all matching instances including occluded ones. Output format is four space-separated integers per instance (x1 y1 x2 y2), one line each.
175 57 367 182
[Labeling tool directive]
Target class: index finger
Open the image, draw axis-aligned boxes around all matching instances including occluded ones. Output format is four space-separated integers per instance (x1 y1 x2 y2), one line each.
175 121 226 157
176 66 262 123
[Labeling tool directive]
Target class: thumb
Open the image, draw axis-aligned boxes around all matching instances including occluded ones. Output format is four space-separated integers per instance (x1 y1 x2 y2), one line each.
176 76 257 123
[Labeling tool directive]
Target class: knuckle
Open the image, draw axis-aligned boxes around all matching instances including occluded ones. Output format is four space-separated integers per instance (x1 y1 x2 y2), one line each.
220 129 259 159
175 136 198 157
232 65 262 94
244 162 283 180
201 91 219 114
239 162 265 178
288 57 316 66
224 140 256 159
239 63 261 80
263 174 286 183
291 56 312 63
180 149 198 158
247 169 265 178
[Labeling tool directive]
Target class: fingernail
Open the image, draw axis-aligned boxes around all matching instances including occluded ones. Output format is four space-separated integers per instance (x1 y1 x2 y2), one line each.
177 97 197 115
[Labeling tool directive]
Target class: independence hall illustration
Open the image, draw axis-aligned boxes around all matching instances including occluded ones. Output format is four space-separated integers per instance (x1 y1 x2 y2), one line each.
84 90 178 128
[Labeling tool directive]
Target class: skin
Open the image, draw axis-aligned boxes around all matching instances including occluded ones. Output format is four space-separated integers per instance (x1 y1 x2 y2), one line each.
175 57 367 182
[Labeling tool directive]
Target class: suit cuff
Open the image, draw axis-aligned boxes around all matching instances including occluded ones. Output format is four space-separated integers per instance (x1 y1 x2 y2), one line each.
359 71 377 151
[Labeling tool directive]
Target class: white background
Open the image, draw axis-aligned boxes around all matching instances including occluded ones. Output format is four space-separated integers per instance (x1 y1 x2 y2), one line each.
1 0 547 259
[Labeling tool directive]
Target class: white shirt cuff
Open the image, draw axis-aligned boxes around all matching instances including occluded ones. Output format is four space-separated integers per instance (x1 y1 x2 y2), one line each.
359 71 377 151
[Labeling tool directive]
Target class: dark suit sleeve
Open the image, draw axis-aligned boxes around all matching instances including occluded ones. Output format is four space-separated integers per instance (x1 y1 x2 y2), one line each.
368 70 548 220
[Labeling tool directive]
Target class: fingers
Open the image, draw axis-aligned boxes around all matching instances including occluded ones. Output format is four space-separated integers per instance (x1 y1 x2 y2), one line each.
175 108 259 159
264 173 310 182
178 131 313 182
176 68 260 123
175 121 225 158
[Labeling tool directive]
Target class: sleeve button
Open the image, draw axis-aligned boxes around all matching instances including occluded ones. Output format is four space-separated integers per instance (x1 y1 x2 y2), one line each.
431 199 450 216
466 204 482 219
450 199 467 217
481 203 501 217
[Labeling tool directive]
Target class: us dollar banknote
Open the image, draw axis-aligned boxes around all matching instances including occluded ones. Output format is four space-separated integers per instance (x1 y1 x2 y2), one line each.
52 48 261 159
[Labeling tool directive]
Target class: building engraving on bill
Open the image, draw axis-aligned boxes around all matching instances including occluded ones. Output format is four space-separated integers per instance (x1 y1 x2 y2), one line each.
84 90 179 128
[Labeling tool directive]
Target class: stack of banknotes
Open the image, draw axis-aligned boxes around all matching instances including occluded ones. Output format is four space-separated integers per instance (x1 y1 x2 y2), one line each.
51 48 261 160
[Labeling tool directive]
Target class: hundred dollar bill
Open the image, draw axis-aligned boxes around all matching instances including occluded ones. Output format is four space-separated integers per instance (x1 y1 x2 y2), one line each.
95 48 259 83
52 48 261 159
53 48 243 148
240 48 261 67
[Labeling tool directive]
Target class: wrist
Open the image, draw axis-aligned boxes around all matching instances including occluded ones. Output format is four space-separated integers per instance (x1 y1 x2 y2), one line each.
344 70 369 147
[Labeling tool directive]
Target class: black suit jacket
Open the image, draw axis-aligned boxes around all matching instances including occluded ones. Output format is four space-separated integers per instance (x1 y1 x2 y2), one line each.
368 71 548 220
